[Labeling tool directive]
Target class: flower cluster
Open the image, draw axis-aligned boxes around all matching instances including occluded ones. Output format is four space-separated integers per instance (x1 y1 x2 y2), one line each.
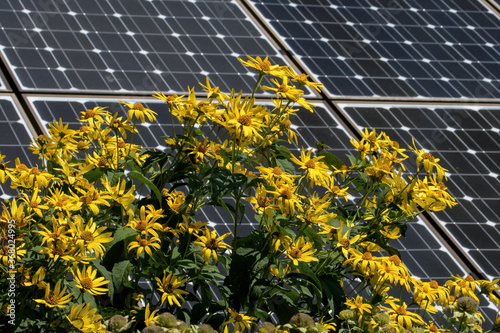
0 56 498 333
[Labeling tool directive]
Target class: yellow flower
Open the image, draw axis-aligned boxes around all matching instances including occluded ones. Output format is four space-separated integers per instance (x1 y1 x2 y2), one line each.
35 215 70 247
66 302 104 333
127 205 164 237
284 236 319 266
177 219 209 235
345 296 372 317
193 228 232 264
261 76 305 100
361 128 388 152
286 67 324 92
246 184 275 218
291 148 330 186
0 153 12 183
34 281 73 308
127 232 161 258
445 275 480 303
424 323 447 333
153 91 185 104
301 193 336 226
145 302 159 326
199 77 229 102
69 216 113 259
45 188 79 214
225 309 257 333
325 179 350 201
410 138 447 182
155 271 189 307
225 96 266 142
1 198 34 229
102 178 136 214
270 180 303 217
413 280 449 306
335 222 364 258
120 101 157 123
71 265 109 296
385 301 425 329
105 112 136 139
0 239 26 267
74 185 111 215
343 249 381 276
79 106 110 125
238 55 286 77
40 239 79 262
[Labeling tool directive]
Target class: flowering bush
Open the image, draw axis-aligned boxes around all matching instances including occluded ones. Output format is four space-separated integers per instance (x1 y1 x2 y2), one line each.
0 56 499 333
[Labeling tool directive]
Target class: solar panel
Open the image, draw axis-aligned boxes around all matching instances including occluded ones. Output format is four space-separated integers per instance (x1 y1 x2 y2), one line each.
338 102 500 280
0 0 291 94
0 95 38 199
249 0 500 99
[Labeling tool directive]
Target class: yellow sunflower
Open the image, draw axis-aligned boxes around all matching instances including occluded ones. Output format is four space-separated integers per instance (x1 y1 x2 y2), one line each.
224 309 257 333
66 302 104 333
71 265 110 296
193 228 232 264
290 148 330 186
127 233 161 258
284 236 319 266
120 101 157 123
155 271 189 307
34 281 73 308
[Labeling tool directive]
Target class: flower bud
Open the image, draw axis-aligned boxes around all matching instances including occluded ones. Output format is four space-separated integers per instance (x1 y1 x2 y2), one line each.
456 296 479 314
108 315 128 332
338 310 355 320
143 326 166 333
257 322 276 333
157 312 178 328
379 325 396 333
198 324 216 333
411 328 425 333
289 313 315 328
374 313 390 326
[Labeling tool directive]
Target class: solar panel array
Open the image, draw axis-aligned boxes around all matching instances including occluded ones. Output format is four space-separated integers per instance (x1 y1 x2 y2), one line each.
0 0 499 327
0 0 285 94
250 0 500 99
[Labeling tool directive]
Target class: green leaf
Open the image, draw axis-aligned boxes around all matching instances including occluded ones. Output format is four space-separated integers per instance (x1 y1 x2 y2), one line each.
266 289 300 323
93 261 115 302
317 152 344 170
319 274 345 316
104 170 124 187
275 144 292 156
83 169 104 183
104 227 137 251
129 170 162 204
112 260 131 291
303 226 324 250
276 158 295 175
193 129 204 137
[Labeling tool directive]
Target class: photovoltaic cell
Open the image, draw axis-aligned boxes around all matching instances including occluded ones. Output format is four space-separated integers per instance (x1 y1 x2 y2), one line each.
0 0 289 94
338 103 500 280
250 0 500 99
27 96 472 290
0 95 38 199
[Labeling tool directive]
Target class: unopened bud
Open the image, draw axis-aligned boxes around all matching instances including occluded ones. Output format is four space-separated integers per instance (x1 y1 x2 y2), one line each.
290 313 315 328
456 296 478 314
338 310 355 320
